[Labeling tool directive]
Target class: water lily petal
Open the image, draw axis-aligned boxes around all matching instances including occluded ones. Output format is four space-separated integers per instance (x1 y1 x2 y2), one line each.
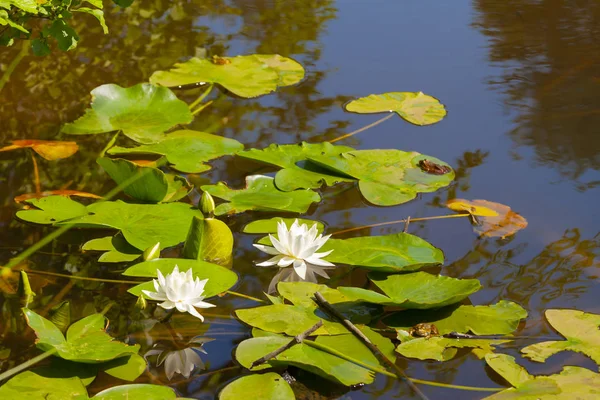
257 254 285 267
184 304 205 321
253 243 280 255
277 256 296 267
293 259 308 279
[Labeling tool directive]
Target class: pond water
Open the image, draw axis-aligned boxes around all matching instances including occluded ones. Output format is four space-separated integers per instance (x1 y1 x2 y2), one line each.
1 0 599 399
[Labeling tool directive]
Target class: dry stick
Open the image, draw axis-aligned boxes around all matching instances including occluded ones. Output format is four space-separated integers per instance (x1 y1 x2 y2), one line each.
30 151 41 195
332 213 469 236
313 292 430 400
329 113 395 144
403 216 411 233
250 320 323 368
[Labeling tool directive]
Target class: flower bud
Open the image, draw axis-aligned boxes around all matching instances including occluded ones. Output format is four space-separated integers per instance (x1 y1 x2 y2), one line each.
135 294 147 311
200 191 215 216
143 242 161 261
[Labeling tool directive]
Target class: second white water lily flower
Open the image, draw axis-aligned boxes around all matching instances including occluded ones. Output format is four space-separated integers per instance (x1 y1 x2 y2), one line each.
142 266 215 321
254 219 335 292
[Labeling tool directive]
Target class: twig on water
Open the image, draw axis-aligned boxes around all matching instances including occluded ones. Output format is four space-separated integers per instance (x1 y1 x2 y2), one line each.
313 292 429 400
250 320 323 368
403 216 411 233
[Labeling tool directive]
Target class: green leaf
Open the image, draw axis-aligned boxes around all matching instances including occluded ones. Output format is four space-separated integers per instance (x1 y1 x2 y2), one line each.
308 150 454 206
111 0 133 7
338 272 481 309
108 130 244 174
316 325 396 366
0 10 28 33
31 38 50 56
92 384 182 399
24 309 140 363
218 373 295 400
395 331 509 361
150 54 304 98
202 175 320 216
243 217 325 234
0 368 88 399
47 19 79 52
0 0 38 13
521 309 600 368
320 232 444 272
73 8 108 34
123 258 238 298
101 354 147 381
183 216 233 265
61 83 193 144
235 336 374 386
345 92 447 126
48 301 71 333
16 196 88 225
483 354 600 399
83 0 103 8
383 301 528 335
82 235 142 263
235 304 346 336
237 142 354 191
97 157 191 203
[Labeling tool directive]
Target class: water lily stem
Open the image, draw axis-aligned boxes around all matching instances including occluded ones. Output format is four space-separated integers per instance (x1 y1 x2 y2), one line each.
332 213 470 236
29 151 41 195
100 130 120 157
0 348 56 382
0 40 29 93
329 113 394 143
189 83 214 110
3 268 141 285
313 292 429 400
192 100 213 115
304 340 500 392
225 290 266 303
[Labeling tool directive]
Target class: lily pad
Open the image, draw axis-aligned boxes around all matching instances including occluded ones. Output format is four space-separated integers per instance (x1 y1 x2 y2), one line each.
383 301 528 335
108 130 244 174
395 330 509 361
150 54 304 98
182 216 234 265
483 353 600 399
235 335 375 386
0 368 88 399
201 175 321 216
219 373 294 400
16 196 88 224
92 384 185 399
521 309 600 369
338 272 481 309
447 199 528 239
308 150 454 206
446 199 499 217
123 258 238 298
237 142 355 191
82 235 142 263
61 83 193 144
243 217 325 234
345 92 447 126
23 309 140 363
320 232 444 272
97 157 191 203
0 139 79 160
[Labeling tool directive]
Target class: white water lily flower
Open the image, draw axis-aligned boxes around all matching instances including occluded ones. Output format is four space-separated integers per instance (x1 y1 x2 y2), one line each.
146 337 213 380
254 219 335 292
142 266 215 321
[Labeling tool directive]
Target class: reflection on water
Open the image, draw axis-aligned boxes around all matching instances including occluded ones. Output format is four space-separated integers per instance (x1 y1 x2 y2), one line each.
473 0 600 185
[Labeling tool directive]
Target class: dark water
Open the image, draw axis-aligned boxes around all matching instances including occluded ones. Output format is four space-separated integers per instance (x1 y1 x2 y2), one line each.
1 0 599 398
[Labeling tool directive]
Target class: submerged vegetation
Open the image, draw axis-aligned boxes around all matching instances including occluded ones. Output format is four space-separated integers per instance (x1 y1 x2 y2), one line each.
0 11 598 398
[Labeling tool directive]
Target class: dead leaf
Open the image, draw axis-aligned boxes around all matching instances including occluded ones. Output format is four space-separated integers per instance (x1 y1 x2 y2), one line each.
0 140 79 160
447 199 527 238
14 190 102 203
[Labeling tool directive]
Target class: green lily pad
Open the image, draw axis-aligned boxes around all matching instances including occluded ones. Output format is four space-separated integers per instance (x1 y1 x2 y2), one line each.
483 353 600 399
0 367 88 399
235 335 374 386
16 196 88 224
338 272 481 309
82 235 142 263
23 309 140 363
92 384 184 399
308 150 454 206
521 309 600 369
237 142 355 191
108 130 244 174
319 232 444 272
201 175 321 216
97 157 191 203
101 354 147 382
123 258 238 299
395 330 509 361
383 301 528 335
61 83 193 144
243 217 325 234
345 92 447 126
219 373 295 400
150 54 304 98
182 216 234 265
